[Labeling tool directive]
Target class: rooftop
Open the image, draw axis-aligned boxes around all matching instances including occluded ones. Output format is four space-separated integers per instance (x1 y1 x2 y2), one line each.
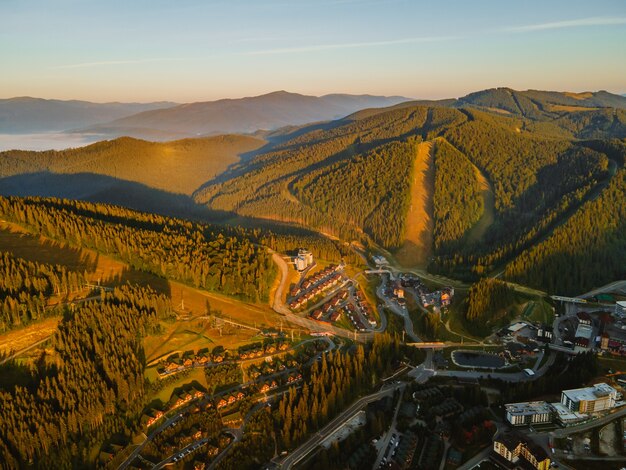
562 383 617 403
575 323 593 340
505 401 551 416
550 402 587 422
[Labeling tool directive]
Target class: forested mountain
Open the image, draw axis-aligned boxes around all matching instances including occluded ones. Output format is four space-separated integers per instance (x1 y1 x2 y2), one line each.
83 91 411 138
0 134 264 196
2 88 625 294
0 197 275 301
0 97 176 133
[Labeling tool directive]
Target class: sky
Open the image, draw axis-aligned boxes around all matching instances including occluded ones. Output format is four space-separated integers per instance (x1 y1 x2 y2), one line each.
1 0 626 102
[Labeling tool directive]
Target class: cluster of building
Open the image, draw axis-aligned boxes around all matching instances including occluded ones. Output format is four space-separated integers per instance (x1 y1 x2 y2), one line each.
420 286 454 309
505 382 619 427
216 391 246 409
141 387 205 428
309 289 349 322
238 341 289 359
492 432 550 470
352 288 377 327
288 264 344 310
293 249 314 272
158 350 214 376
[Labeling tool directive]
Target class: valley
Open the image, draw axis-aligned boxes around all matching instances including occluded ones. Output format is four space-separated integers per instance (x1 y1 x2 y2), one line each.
0 88 625 470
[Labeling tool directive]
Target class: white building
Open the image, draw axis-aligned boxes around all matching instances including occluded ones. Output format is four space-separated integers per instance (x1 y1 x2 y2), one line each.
561 383 617 413
294 249 314 272
550 402 587 426
616 301 626 318
505 402 552 426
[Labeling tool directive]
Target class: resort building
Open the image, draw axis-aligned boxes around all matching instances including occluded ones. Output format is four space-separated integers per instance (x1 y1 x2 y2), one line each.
504 401 553 426
561 383 617 413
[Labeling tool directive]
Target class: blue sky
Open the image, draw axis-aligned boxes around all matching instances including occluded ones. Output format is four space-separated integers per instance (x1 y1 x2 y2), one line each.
1 0 625 102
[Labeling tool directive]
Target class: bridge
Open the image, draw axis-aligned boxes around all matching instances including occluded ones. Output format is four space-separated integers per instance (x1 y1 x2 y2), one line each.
406 342 446 349
550 295 587 304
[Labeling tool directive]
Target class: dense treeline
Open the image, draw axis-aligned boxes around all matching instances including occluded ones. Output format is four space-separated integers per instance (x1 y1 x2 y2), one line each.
293 140 416 248
195 107 466 248
431 111 611 279
0 285 171 467
504 168 626 295
0 196 275 301
214 334 404 469
432 139 483 252
0 251 84 333
465 278 517 330
276 334 402 449
259 230 360 265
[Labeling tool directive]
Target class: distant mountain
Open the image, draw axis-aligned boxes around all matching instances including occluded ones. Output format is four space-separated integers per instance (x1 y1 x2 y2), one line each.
85 91 411 138
0 97 177 134
455 87 626 119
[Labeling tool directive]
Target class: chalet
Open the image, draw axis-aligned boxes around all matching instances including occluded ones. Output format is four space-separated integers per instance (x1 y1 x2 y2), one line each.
278 342 289 351
310 310 324 321
191 428 202 440
287 373 303 383
196 351 210 364
182 356 194 367
194 461 206 470
227 395 236 405
190 387 204 399
330 310 342 322
217 398 228 408
235 391 245 401
206 445 219 457
141 409 164 427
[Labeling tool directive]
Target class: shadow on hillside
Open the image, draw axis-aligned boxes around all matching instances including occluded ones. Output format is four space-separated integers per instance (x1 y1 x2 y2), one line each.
0 171 238 222
0 170 321 246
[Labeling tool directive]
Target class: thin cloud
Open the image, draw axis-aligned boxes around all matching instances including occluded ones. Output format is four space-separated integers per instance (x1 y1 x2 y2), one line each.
51 57 187 70
245 35 456 55
504 16 626 33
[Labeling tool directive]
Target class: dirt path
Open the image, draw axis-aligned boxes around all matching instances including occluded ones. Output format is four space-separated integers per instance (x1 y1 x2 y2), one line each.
395 141 435 268
466 163 495 244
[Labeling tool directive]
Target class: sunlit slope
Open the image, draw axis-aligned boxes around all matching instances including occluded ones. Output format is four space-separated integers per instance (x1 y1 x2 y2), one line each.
0 134 264 196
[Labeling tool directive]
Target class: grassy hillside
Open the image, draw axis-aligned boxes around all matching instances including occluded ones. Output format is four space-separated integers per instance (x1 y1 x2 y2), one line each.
0 134 264 196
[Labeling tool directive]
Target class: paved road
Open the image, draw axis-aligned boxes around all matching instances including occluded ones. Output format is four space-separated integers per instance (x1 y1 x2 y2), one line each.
436 351 557 383
0 336 52 365
550 405 626 438
373 386 405 468
275 384 404 469
375 277 421 342
269 249 373 342
581 280 626 298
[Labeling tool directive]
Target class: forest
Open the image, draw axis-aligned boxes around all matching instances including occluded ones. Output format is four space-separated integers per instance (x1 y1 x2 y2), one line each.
431 139 483 253
0 285 171 467
464 278 517 335
0 196 275 302
0 251 84 333
504 168 626 295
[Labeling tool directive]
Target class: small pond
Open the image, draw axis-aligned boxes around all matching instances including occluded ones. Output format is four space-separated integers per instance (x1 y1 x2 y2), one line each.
451 350 506 369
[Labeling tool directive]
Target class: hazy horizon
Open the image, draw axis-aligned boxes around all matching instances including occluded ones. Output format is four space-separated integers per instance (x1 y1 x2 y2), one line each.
2 0 625 102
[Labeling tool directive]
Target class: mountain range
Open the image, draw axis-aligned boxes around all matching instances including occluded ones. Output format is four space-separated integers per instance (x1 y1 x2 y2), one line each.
0 97 177 134
0 92 411 139
0 87 625 296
